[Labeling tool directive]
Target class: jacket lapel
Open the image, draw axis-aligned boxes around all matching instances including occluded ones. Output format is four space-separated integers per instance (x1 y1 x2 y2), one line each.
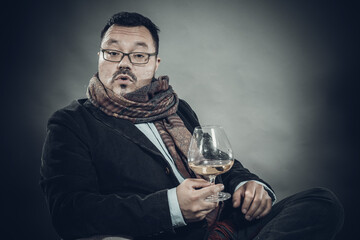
83 100 165 158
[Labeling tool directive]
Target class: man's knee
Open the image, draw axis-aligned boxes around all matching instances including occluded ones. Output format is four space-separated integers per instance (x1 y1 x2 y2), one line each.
302 187 344 231
306 187 343 208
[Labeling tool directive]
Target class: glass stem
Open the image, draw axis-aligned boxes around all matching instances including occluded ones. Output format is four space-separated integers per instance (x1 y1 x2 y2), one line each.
208 175 216 184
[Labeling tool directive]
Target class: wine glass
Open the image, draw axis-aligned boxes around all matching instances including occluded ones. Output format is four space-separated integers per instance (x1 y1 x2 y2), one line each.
187 125 234 202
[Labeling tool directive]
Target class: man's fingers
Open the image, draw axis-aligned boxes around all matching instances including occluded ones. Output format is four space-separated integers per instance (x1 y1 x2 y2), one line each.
258 198 272 219
177 178 220 222
232 187 243 208
246 191 272 221
249 199 267 220
189 182 223 211
244 190 263 220
251 191 271 219
241 188 255 214
197 183 224 199
185 178 212 189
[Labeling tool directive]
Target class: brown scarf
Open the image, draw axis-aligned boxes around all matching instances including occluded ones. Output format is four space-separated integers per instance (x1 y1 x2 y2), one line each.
87 74 193 178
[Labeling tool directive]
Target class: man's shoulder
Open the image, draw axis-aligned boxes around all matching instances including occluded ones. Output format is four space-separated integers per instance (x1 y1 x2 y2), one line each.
178 99 196 113
177 99 200 129
178 98 191 109
52 98 88 113
48 98 91 124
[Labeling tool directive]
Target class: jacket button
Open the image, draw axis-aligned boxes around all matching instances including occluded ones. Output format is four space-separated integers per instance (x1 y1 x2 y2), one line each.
165 167 170 175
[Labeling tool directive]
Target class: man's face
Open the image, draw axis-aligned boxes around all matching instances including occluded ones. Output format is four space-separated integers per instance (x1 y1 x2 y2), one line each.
98 25 160 95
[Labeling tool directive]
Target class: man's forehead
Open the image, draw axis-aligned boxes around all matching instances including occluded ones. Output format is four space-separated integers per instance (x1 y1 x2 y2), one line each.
103 38 149 50
102 25 154 49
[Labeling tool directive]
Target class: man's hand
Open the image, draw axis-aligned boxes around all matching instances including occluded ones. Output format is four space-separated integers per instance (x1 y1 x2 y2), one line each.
176 178 224 222
232 181 272 221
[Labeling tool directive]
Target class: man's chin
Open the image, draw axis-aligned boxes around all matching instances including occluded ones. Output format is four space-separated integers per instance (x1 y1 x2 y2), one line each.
109 85 126 97
116 84 137 96
117 85 129 96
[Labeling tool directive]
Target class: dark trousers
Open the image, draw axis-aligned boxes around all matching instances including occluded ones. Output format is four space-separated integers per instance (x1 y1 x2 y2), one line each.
224 188 344 240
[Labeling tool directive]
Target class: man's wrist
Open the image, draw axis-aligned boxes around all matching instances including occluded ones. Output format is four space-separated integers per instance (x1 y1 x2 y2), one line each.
167 188 187 228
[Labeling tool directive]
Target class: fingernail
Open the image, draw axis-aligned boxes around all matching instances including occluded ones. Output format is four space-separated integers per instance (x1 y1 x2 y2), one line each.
245 215 251 220
219 185 224 190
242 208 247 214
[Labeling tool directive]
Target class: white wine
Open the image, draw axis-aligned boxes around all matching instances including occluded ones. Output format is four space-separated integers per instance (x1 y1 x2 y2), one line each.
189 160 234 176
187 126 234 201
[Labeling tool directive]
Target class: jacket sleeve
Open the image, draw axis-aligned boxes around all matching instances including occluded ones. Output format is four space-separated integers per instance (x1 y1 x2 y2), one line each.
220 160 274 196
40 110 173 239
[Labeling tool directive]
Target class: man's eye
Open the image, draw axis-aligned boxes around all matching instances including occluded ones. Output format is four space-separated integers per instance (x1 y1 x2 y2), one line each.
108 51 119 56
134 54 145 58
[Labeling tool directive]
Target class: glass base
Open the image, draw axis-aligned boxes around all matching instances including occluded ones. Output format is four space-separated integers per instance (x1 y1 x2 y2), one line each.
205 192 231 202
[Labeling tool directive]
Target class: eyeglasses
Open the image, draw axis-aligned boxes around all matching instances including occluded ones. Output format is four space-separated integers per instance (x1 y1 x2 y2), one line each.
100 48 157 64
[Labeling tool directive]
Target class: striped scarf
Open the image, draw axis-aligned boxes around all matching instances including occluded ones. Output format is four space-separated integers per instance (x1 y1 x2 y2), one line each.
87 74 178 123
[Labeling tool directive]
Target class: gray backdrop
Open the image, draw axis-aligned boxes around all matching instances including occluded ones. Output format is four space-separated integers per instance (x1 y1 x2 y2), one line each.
4 0 359 239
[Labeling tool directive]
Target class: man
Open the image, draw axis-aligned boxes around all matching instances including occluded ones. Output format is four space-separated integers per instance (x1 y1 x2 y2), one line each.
40 12 344 240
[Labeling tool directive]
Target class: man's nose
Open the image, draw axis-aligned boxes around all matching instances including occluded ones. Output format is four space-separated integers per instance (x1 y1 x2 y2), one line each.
117 54 132 69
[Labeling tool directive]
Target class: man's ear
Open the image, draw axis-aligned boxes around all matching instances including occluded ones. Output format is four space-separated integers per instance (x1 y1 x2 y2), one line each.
155 56 161 72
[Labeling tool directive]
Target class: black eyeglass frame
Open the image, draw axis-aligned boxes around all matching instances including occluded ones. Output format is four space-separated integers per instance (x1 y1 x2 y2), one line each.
100 48 157 64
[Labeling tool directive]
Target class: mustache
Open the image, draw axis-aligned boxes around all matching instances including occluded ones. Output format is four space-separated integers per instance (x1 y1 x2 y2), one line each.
112 69 137 82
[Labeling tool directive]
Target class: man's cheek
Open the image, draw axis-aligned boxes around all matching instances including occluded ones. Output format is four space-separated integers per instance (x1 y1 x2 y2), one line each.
143 66 157 76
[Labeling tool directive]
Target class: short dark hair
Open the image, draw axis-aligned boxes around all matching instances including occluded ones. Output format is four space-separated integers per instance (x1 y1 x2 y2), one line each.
101 12 160 53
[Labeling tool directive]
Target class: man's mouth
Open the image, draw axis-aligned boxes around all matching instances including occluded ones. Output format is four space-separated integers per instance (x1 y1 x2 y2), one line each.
114 74 132 82
112 69 137 84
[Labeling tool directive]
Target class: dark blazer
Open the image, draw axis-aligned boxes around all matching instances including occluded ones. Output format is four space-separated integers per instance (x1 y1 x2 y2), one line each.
40 98 271 240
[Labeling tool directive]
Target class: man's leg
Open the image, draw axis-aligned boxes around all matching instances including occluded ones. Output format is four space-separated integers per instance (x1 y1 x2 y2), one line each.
232 187 344 240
